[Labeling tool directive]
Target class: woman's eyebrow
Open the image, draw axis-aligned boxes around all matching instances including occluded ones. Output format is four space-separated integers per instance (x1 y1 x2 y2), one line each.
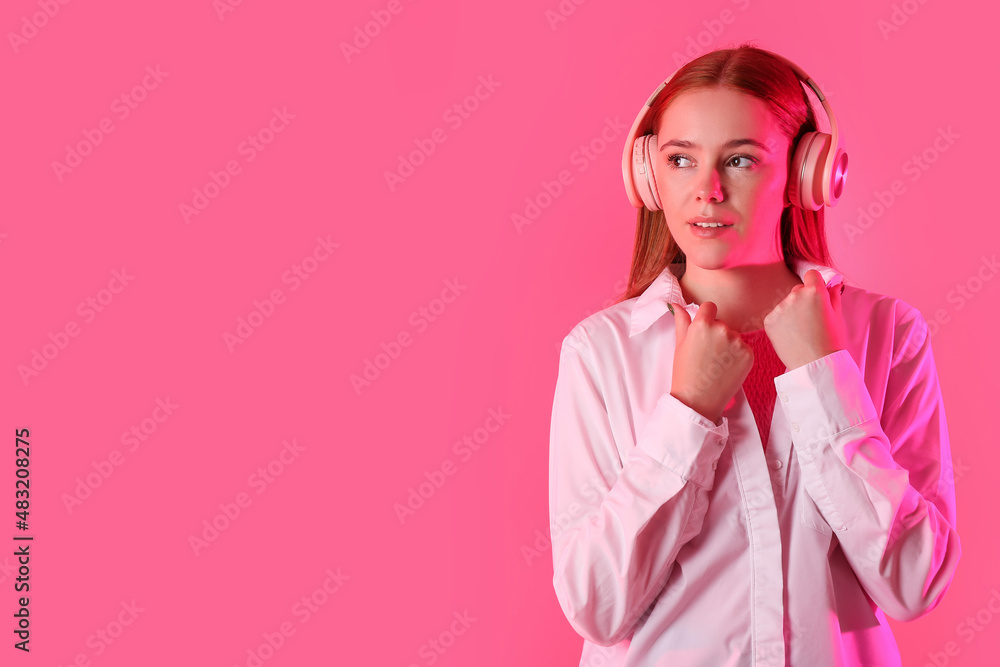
659 138 771 152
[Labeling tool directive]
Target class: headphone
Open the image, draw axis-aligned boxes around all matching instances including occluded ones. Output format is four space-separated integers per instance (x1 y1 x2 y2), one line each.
621 50 848 212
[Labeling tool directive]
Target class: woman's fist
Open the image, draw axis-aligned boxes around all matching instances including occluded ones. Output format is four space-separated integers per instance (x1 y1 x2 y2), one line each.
669 301 754 425
763 270 847 371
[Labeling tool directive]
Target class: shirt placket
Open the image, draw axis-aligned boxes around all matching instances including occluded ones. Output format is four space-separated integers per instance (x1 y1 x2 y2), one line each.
728 388 786 666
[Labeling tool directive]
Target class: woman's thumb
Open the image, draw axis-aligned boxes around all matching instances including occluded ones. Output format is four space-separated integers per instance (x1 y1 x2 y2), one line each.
669 302 690 344
829 282 845 314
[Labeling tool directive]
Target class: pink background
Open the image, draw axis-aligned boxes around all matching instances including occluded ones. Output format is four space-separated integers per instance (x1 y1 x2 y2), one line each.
3 0 997 665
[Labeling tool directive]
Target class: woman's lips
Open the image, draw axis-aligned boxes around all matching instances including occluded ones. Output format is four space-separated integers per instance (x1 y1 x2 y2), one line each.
689 222 733 238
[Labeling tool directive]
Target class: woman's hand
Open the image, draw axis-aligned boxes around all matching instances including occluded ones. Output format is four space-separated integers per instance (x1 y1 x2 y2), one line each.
763 269 847 371
669 301 754 425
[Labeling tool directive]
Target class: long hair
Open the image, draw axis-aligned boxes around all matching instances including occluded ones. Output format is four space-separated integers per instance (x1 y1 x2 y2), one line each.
613 42 841 305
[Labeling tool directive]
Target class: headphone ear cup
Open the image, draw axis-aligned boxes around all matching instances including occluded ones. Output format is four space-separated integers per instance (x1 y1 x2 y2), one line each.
787 131 831 211
631 134 663 211
827 146 848 206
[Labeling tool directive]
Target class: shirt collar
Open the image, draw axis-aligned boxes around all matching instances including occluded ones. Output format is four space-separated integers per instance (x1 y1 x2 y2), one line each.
628 258 845 338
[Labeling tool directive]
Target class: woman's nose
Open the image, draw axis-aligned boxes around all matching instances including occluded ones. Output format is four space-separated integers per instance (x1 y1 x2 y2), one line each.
697 168 724 202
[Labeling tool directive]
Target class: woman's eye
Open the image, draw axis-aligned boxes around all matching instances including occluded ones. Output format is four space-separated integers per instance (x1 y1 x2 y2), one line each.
729 154 757 168
665 154 757 169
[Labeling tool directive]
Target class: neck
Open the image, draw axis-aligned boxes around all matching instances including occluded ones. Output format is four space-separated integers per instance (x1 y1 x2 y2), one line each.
678 261 802 333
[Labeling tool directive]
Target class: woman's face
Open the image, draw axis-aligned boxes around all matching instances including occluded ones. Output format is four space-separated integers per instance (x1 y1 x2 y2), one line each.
654 86 791 269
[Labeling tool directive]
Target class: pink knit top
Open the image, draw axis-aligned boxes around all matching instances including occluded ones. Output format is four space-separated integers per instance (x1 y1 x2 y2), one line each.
737 328 786 453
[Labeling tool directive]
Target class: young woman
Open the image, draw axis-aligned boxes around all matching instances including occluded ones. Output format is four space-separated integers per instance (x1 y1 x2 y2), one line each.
548 43 961 666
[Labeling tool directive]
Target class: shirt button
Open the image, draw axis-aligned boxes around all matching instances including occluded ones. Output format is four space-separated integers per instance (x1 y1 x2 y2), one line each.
770 459 783 470
791 423 800 432
779 392 788 403
712 460 718 470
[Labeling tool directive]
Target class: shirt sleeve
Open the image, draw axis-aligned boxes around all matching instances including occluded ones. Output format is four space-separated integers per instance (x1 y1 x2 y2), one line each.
549 333 730 646
774 307 961 622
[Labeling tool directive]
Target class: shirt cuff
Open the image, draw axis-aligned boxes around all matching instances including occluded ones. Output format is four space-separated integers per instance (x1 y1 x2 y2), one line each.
635 392 730 489
773 349 880 450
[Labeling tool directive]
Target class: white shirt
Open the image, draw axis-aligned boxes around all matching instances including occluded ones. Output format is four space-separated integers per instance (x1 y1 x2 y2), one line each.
548 258 961 666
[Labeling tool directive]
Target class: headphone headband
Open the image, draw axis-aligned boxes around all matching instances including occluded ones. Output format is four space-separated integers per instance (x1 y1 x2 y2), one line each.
621 49 848 212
